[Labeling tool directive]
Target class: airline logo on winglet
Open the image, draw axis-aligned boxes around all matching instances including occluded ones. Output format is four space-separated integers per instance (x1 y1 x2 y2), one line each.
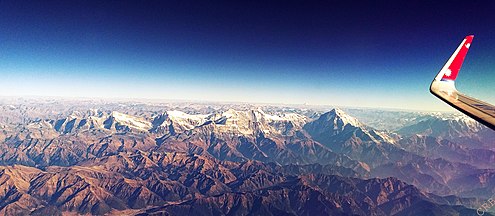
441 35 474 81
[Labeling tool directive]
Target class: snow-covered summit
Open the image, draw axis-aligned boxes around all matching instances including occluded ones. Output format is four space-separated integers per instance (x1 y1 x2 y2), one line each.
108 111 152 131
320 108 363 128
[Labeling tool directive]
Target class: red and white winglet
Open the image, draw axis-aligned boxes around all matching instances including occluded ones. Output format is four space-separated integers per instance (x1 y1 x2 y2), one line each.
430 35 495 131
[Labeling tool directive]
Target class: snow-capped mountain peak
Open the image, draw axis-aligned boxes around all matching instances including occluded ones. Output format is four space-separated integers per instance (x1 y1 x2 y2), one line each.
108 111 152 131
321 108 363 128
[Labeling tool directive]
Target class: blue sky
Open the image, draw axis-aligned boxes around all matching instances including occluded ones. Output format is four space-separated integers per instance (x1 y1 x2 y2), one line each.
1 0 495 111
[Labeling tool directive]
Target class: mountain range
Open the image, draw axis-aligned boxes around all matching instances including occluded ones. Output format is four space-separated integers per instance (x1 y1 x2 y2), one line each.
0 100 494 215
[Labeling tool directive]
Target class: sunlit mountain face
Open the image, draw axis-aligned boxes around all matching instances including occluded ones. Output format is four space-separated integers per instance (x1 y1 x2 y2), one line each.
0 98 493 215
3 0 495 215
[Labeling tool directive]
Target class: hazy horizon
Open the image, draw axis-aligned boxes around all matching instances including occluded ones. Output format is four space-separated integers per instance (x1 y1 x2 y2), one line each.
0 94 463 113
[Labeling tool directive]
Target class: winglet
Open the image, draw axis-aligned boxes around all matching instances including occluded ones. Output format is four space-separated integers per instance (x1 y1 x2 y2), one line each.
434 35 474 82
430 35 495 131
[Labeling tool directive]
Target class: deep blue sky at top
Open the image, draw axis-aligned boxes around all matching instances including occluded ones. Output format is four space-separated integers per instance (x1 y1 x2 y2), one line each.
1 0 495 110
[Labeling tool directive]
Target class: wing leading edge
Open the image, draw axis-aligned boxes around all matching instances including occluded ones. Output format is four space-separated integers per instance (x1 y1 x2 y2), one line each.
430 35 495 130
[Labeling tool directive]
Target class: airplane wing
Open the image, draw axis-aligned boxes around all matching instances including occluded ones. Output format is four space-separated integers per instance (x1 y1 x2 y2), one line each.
430 35 495 130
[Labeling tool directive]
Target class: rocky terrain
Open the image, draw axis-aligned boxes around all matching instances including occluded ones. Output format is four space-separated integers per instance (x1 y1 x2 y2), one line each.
0 98 494 215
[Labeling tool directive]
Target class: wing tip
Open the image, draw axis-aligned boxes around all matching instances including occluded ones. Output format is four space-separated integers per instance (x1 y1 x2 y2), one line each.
465 35 474 43
433 35 474 82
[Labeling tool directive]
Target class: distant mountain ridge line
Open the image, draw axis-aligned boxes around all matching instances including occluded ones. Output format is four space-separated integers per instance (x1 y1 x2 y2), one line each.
0 104 494 215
